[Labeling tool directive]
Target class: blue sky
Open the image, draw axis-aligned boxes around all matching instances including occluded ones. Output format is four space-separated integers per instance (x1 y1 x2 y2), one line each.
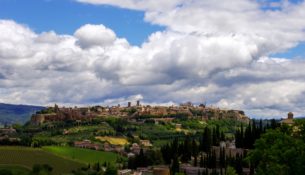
0 0 164 45
273 42 305 58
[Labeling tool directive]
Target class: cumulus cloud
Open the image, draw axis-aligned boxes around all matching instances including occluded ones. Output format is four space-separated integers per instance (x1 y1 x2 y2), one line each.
74 24 117 49
1 0 305 118
215 80 305 118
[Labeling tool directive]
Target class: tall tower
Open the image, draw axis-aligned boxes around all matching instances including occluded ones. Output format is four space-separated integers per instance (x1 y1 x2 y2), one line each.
288 112 294 119
137 100 140 106
128 102 131 108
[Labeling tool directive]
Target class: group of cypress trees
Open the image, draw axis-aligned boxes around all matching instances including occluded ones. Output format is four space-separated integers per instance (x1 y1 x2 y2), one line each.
235 119 278 149
128 120 280 175
160 126 233 174
160 120 279 175
127 148 164 169
161 126 225 165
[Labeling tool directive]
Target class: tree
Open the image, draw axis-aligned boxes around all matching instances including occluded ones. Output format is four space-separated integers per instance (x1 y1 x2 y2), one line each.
234 154 243 175
226 166 238 175
161 143 172 164
32 164 53 175
93 162 100 172
146 149 164 165
235 124 243 148
199 155 204 167
247 129 305 175
202 127 212 153
181 136 192 162
0 169 13 175
171 156 180 175
192 139 199 157
104 164 118 175
194 156 198 167
219 147 226 169
133 148 148 168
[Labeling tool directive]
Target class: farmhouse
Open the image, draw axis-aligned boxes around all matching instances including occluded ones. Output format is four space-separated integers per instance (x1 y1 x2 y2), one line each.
103 142 125 153
0 127 16 135
140 140 153 147
130 143 141 154
74 140 100 150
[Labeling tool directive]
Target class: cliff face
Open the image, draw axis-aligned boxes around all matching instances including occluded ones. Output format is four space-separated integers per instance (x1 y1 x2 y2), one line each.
31 107 95 125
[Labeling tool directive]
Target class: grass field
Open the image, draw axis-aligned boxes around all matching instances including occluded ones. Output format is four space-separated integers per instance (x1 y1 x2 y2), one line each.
0 165 30 175
0 146 84 175
95 136 129 145
43 146 120 164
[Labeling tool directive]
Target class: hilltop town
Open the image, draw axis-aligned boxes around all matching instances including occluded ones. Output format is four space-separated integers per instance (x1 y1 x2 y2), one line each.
31 101 250 125
0 101 303 175
24 101 254 174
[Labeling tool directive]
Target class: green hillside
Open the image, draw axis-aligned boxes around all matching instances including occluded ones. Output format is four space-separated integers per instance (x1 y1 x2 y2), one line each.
0 147 84 175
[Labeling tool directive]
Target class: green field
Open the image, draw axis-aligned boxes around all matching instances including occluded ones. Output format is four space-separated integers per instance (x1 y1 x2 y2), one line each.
0 147 84 175
43 146 120 164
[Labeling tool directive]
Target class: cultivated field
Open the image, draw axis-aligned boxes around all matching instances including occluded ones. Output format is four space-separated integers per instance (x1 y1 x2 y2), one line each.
95 136 129 145
0 146 84 175
43 146 119 164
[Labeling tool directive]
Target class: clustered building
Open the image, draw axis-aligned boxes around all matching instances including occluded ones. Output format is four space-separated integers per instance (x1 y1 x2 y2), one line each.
31 101 249 125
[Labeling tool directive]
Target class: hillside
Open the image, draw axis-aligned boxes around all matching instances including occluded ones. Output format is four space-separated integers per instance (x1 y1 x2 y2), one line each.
0 103 45 125
0 147 84 175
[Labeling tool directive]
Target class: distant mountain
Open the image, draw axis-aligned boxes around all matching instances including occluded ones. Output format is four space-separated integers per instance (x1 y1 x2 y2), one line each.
0 103 45 125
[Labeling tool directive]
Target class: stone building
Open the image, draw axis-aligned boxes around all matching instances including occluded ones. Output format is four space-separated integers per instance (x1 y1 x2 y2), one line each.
281 112 294 126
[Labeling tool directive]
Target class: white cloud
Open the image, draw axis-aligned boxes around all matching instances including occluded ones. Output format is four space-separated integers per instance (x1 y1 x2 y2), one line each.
215 80 305 118
1 0 305 118
74 24 117 49
0 20 36 59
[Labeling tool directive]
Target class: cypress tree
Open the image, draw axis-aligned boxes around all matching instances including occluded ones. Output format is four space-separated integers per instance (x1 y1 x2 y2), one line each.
192 139 199 157
220 147 225 169
194 156 198 167
181 136 192 162
200 155 204 167
234 154 243 175
212 127 217 146
171 156 180 175
216 125 220 144
212 150 217 169
259 119 263 135
203 127 212 153
220 131 225 141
